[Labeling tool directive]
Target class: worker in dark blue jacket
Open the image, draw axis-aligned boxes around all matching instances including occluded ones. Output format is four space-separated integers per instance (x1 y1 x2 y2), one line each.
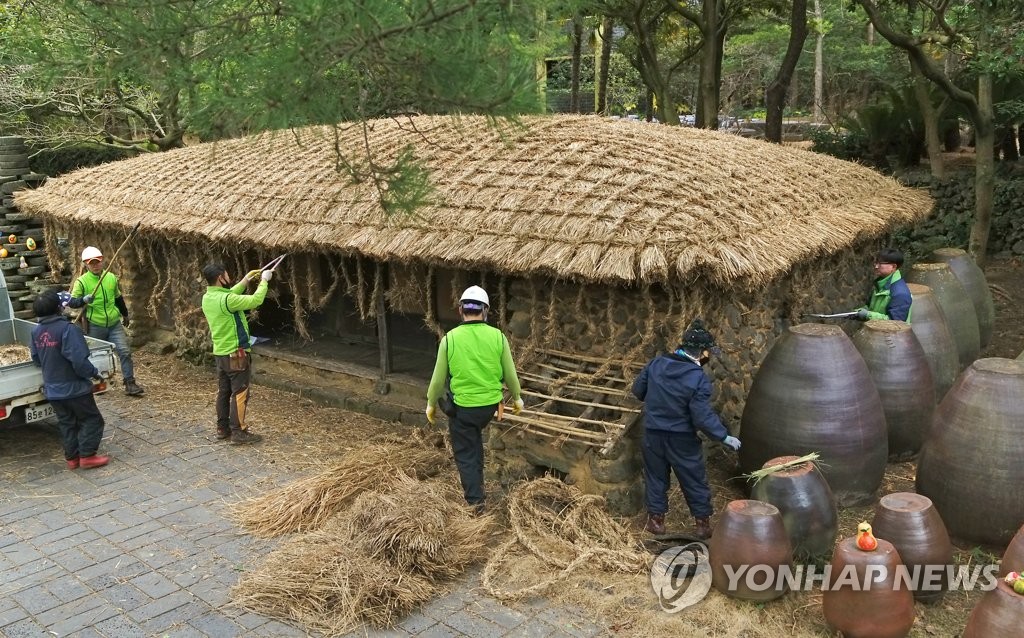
632 319 741 539
30 291 109 470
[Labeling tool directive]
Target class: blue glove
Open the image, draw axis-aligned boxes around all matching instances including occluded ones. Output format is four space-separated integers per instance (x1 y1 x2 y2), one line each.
856 309 870 321
723 435 741 451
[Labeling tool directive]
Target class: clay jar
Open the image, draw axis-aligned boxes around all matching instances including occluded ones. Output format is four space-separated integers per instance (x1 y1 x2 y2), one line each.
962 580 1024 637
905 283 960 403
916 358 1024 546
930 247 995 348
750 456 838 561
998 523 1024 577
739 323 887 506
822 536 915 638
906 262 980 370
852 320 935 458
709 500 792 602
870 492 953 602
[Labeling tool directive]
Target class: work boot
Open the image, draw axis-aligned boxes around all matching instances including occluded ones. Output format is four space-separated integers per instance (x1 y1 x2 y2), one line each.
66 457 80 470
79 455 110 470
230 430 263 445
694 517 712 540
645 513 667 535
215 427 231 440
124 379 145 396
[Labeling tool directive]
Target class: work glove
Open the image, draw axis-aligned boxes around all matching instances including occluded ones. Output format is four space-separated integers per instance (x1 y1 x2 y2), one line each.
82 294 94 304
244 269 262 282
261 270 274 282
121 316 131 328
425 403 437 425
723 435 741 451
855 309 871 321
513 398 524 415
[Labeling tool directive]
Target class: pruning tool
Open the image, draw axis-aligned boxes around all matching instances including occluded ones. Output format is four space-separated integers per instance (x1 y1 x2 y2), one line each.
801 311 861 320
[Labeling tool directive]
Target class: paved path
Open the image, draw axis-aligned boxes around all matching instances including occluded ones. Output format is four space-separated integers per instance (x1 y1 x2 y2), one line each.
0 398 608 638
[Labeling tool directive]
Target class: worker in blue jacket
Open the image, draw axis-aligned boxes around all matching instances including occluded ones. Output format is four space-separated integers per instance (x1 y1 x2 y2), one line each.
632 319 741 539
30 291 109 470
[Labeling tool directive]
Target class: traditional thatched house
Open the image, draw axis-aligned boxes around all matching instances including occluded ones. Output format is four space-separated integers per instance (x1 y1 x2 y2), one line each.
16 115 931 513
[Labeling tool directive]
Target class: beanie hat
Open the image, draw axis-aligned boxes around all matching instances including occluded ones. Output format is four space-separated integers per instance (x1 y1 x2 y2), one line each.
680 319 720 353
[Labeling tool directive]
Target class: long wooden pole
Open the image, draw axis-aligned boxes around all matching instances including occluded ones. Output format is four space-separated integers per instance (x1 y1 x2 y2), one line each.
88 221 142 298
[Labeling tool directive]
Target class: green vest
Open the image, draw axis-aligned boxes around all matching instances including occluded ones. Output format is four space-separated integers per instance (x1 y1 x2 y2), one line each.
72 271 121 327
446 322 507 407
868 270 912 322
201 281 268 356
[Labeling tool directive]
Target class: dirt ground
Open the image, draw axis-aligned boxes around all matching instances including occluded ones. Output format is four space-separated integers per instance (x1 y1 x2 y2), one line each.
103 256 1024 637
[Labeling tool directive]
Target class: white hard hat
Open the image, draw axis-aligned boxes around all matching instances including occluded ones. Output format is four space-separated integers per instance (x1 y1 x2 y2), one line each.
81 246 103 261
460 285 489 307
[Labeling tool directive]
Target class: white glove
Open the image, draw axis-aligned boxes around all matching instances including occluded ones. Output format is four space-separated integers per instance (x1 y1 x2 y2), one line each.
425 404 436 425
513 398 524 415
723 435 741 451
261 270 273 282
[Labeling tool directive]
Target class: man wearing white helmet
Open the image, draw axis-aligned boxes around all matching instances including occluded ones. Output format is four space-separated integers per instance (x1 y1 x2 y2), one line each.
71 246 144 396
426 285 524 511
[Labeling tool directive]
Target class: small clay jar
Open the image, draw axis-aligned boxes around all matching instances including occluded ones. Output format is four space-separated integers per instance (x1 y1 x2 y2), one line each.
930 247 995 349
906 262 981 370
852 320 935 458
905 283 960 402
962 580 1024 637
750 456 838 561
822 537 915 638
998 523 1024 577
916 358 1024 546
709 500 793 602
870 492 954 602
739 323 887 506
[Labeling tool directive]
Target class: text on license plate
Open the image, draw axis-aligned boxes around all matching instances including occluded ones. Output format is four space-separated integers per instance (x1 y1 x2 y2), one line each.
25 404 56 423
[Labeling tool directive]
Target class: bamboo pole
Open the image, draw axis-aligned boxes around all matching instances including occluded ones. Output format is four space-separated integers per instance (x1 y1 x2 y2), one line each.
519 409 628 429
519 371 635 397
535 361 630 383
539 347 644 368
500 413 610 442
521 389 641 413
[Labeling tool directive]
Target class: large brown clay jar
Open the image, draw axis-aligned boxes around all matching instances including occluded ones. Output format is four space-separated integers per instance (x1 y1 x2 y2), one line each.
905 283 960 403
870 492 954 602
998 523 1024 577
750 456 838 561
930 247 995 348
852 321 935 458
739 323 887 506
962 580 1024 637
906 262 980 369
916 358 1024 546
822 537 915 638
709 500 793 602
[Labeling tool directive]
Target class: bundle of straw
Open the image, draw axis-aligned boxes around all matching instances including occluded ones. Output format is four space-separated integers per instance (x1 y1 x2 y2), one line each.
232 473 492 633
230 440 449 537
743 452 822 486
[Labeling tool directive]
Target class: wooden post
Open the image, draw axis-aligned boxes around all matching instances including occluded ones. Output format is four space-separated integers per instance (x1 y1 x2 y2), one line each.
376 263 392 385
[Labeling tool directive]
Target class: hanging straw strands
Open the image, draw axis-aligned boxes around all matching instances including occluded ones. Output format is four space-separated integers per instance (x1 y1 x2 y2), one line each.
482 477 648 602
743 452 822 485
229 433 449 538
232 473 493 634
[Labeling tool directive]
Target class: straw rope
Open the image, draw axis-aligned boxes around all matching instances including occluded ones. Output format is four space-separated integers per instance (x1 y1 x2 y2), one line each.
482 477 648 601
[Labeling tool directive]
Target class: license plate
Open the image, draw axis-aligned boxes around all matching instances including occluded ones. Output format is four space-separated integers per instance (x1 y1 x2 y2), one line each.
25 403 55 423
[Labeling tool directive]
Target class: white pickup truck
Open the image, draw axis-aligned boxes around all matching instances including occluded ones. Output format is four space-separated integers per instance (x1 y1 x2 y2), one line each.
0 270 117 426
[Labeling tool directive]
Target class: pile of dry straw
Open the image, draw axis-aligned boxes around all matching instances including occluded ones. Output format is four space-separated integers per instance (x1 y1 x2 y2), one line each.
230 432 494 634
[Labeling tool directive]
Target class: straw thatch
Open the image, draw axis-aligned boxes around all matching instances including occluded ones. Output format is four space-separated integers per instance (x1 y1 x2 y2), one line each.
15 115 932 286
232 473 493 634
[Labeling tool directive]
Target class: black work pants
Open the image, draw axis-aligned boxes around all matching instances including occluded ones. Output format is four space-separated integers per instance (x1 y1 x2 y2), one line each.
215 352 252 433
448 403 498 505
51 393 105 460
642 429 713 519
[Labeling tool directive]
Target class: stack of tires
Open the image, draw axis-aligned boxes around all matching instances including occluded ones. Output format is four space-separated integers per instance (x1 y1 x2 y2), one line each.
0 136 58 319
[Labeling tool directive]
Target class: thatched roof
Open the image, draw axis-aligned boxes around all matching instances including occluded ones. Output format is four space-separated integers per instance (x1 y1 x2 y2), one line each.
16 115 932 286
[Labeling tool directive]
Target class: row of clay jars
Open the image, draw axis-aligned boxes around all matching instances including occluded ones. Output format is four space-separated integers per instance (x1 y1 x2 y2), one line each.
906 261 980 370
739 323 887 506
929 247 995 349
905 283 960 402
851 321 935 459
916 358 1024 546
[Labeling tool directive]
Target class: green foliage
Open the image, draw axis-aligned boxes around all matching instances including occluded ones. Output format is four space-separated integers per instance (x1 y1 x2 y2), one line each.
26 143 137 177
809 127 870 161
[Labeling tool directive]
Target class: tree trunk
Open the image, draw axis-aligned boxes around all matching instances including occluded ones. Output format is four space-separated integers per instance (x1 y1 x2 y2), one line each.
970 72 994 267
596 17 613 115
766 0 809 143
1000 127 1019 161
911 58 945 179
570 15 583 113
813 0 824 121
696 0 720 128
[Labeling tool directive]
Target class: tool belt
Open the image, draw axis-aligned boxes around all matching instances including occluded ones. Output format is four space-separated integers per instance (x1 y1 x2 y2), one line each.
228 348 249 372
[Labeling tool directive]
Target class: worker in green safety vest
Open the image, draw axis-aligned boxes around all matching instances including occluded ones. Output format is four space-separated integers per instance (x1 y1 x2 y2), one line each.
854 247 913 323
